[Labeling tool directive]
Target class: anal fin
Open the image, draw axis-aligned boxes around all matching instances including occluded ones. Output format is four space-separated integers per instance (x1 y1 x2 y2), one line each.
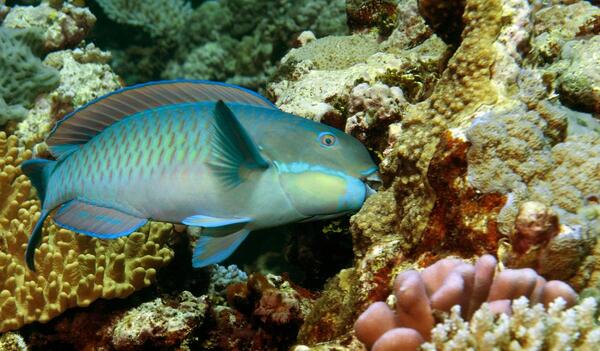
54 199 147 239
192 229 250 268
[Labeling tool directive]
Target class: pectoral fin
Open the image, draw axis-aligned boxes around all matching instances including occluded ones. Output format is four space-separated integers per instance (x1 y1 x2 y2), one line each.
192 229 250 268
183 214 251 236
209 100 269 187
53 199 147 239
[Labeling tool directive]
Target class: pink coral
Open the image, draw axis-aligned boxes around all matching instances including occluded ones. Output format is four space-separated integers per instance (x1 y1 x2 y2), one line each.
354 255 577 351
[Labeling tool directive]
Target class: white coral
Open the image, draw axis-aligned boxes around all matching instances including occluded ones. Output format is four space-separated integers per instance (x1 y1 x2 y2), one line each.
423 297 600 350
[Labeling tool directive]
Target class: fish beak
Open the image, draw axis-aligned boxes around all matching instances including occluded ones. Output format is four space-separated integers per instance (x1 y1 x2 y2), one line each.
365 183 377 199
361 171 382 199
365 172 381 183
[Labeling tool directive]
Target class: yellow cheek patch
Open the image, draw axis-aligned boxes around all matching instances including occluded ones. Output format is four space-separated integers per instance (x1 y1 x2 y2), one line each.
293 172 346 197
280 172 348 215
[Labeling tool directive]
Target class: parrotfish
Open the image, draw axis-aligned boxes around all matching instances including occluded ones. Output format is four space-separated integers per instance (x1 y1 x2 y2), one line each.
21 80 378 271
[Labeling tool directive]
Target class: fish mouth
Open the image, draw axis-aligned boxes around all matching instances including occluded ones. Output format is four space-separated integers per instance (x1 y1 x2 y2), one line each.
299 211 354 223
360 168 382 198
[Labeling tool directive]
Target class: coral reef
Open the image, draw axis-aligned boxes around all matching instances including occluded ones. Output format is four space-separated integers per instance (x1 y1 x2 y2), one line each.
95 0 191 44
346 0 399 36
162 0 348 89
0 27 59 124
1 0 599 349
0 133 174 333
353 255 577 350
423 297 600 350
271 0 600 346
15 43 122 147
23 290 205 350
95 0 348 88
0 1 174 334
111 291 207 350
0 332 27 351
207 264 248 302
2 1 96 51
555 36 600 114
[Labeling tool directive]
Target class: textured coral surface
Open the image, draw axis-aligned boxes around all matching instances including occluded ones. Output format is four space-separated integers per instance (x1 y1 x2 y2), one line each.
0 132 174 333
269 0 600 347
0 1 174 333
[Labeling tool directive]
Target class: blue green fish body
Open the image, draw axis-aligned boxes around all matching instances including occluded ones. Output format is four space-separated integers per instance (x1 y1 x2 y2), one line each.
21 80 378 270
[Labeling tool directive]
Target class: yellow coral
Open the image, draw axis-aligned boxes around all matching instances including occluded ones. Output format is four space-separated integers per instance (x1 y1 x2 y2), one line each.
386 0 502 242
0 132 174 332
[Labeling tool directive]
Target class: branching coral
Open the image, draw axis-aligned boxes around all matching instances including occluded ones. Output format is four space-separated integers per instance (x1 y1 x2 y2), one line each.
0 131 174 333
354 255 577 350
423 297 600 350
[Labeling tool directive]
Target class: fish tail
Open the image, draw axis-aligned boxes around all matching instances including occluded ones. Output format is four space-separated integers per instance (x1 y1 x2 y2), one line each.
21 158 56 204
25 209 50 271
21 159 56 271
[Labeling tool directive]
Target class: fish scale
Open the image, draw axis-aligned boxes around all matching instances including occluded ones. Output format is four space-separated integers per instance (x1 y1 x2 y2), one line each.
21 80 378 271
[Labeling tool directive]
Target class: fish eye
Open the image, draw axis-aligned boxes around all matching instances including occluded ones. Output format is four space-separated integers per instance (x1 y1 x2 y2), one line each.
318 132 337 147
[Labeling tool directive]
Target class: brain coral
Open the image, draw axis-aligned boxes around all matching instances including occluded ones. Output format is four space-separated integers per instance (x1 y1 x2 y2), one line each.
0 132 174 333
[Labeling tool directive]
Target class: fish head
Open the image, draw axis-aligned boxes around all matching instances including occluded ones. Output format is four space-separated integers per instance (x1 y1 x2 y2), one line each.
260 116 379 219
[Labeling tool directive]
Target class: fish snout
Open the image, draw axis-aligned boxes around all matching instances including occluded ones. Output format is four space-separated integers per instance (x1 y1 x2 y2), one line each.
360 171 382 199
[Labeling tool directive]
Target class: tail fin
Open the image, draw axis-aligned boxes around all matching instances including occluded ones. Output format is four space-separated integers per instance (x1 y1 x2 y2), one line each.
21 158 56 204
21 159 56 271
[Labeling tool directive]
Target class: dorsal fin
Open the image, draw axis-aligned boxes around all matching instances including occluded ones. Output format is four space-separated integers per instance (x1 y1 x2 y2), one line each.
46 80 278 156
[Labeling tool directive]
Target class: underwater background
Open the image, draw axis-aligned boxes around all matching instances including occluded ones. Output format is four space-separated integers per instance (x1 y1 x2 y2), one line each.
0 0 600 350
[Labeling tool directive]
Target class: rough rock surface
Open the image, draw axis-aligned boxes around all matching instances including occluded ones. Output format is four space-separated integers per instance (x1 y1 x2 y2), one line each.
267 0 600 346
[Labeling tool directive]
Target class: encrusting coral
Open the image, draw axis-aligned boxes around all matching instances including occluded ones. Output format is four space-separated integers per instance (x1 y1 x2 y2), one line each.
272 0 600 346
353 255 577 350
2 0 96 52
0 129 174 333
0 1 175 333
